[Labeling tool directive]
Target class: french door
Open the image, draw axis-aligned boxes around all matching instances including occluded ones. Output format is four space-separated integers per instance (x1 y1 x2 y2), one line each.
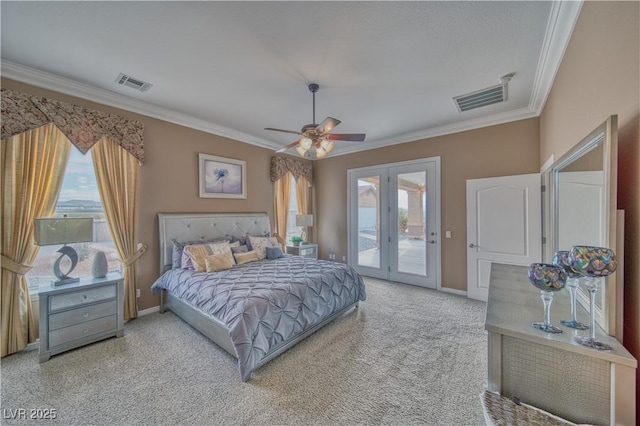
347 158 440 289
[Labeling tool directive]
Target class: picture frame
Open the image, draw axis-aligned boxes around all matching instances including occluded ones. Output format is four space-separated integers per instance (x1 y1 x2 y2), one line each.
198 153 247 199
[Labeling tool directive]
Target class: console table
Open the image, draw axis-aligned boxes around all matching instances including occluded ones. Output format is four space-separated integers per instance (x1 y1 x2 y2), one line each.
485 263 636 425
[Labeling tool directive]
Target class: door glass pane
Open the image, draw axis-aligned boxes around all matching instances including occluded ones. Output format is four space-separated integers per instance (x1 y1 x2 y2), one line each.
357 177 380 268
397 171 426 276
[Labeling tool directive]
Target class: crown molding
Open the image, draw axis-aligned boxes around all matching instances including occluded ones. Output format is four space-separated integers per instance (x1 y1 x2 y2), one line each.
328 107 538 158
0 61 281 151
529 0 583 114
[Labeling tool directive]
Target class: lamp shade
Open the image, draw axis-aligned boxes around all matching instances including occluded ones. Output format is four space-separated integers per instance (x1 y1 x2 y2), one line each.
34 218 93 246
296 214 313 227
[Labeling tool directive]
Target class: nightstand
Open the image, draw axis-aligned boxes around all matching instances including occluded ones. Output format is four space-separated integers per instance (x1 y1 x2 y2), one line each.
286 243 318 259
38 273 124 362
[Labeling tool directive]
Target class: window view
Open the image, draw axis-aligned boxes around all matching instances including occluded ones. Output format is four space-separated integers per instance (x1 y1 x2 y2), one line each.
26 146 120 292
285 176 299 242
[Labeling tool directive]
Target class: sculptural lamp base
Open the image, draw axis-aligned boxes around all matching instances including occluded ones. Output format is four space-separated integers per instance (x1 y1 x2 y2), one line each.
53 277 80 286
575 336 612 351
52 244 80 286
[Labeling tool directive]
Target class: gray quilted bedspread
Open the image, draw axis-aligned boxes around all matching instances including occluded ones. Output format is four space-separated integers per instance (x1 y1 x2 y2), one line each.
151 255 366 380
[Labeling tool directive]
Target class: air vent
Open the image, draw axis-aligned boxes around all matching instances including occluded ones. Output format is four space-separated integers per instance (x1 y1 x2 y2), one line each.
115 73 153 92
453 73 514 112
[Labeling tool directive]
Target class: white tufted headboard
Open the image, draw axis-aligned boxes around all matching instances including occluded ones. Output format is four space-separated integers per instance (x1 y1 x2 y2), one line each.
158 212 271 274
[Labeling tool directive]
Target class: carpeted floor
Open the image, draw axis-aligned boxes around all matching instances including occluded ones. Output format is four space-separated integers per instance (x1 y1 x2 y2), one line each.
1 278 488 425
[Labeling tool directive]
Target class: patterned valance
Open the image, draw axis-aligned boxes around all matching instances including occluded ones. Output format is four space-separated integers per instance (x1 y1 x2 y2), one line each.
1 88 145 162
270 156 313 184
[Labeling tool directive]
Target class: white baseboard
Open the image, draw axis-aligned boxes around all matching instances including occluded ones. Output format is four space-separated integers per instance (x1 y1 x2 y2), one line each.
440 287 468 297
138 305 160 317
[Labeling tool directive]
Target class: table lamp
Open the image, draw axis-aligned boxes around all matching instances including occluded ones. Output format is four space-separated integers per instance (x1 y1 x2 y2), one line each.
295 214 313 243
34 217 93 285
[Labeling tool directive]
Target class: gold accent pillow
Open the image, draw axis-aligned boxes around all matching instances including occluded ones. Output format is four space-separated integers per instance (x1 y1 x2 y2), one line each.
205 253 235 272
185 241 234 272
234 250 259 265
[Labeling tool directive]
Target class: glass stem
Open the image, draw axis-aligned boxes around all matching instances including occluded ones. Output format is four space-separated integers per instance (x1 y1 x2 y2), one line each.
567 277 579 321
540 290 553 327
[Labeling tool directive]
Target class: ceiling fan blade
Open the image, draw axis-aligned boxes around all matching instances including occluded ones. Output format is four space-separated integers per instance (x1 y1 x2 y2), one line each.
265 127 304 136
325 133 366 142
275 139 303 153
315 117 341 134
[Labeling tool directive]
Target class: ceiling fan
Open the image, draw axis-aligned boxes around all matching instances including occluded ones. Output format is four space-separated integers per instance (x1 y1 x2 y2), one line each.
265 83 366 159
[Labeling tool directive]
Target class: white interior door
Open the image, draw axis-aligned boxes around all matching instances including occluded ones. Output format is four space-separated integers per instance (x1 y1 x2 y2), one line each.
466 174 541 301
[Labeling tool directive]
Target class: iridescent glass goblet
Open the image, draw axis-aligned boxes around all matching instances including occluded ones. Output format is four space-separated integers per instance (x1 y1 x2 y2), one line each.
553 251 589 330
527 263 567 334
569 245 617 351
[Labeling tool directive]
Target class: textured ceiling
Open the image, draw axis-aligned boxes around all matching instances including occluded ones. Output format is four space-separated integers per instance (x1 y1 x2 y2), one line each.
0 1 581 157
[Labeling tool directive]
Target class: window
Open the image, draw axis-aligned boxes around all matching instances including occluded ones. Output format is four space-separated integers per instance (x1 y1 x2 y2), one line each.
286 176 299 242
26 146 120 293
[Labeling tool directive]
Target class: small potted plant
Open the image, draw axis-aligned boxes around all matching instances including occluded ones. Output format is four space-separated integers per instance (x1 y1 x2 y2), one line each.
290 236 303 246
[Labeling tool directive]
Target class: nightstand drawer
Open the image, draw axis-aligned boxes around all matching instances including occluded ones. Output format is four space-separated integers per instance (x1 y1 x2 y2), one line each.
299 247 315 256
49 315 117 348
49 284 116 312
49 300 117 331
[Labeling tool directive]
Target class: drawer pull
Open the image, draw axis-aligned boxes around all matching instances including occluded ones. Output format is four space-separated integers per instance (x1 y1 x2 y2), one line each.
83 312 89 318
83 295 88 300
83 329 89 334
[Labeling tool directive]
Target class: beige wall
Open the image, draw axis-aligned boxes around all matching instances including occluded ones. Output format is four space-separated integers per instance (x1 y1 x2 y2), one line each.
2 78 276 310
315 118 540 292
539 1 640 414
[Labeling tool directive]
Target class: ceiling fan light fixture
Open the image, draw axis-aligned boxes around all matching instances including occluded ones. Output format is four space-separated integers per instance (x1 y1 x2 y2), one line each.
314 139 334 159
300 137 313 150
295 145 308 157
320 139 334 152
315 148 328 159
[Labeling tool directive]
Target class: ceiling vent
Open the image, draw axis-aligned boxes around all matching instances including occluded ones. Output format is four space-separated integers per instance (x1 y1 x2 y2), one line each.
453 73 515 112
115 73 153 92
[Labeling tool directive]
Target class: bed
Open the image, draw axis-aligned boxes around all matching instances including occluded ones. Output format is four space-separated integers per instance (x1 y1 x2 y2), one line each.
151 212 366 381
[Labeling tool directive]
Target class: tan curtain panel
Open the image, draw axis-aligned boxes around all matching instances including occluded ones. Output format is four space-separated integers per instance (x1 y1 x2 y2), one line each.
92 136 146 321
274 172 292 247
1 88 145 162
270 156 312 185
1 124 71 356
295 176 310 215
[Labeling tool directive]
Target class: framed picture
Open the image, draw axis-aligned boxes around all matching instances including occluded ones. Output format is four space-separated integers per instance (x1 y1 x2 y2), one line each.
198 153 247 199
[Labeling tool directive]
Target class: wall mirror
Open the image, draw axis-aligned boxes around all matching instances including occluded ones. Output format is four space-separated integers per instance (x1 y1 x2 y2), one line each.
547 115 619 337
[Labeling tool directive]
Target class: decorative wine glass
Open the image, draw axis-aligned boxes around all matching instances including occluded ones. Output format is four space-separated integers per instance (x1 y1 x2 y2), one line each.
569 246 617 351
527 263 567 333
552 251 589 330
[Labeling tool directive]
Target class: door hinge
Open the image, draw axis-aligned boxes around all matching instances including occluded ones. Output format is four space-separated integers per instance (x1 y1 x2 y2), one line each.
388 266 391 272
541 184 546 192
388 236 392 243
388 176 390 183
388 206 391 213
542 236 547 244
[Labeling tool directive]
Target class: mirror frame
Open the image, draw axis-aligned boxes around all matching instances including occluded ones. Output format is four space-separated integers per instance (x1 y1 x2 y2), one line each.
546 115 618 337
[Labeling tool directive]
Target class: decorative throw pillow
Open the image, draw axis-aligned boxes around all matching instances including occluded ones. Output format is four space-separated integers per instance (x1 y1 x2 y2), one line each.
234 250 259 265
184 241 234 272
205 253 235 272
172 238 226 269
265 246 285 260
231 244 249 254
247 235 276 260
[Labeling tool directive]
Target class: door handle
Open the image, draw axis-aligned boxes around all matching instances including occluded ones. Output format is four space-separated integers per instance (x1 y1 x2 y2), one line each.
469 243 478 248
427 240 436 244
